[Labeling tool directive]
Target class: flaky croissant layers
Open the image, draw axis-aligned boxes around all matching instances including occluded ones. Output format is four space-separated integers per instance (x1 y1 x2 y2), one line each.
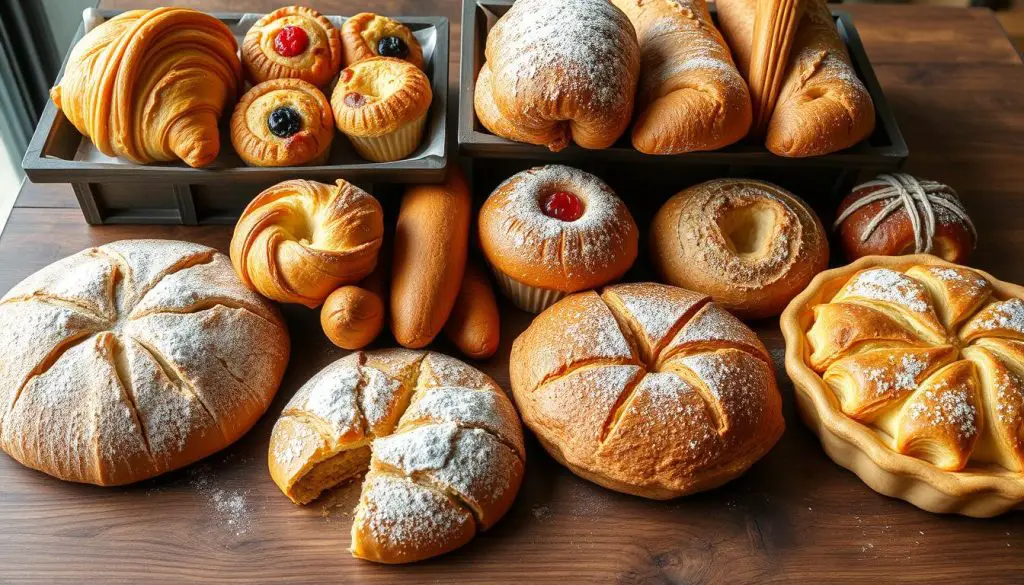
51 8 242 168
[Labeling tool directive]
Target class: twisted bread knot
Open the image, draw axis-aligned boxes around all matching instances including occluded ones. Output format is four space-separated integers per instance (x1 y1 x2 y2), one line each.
51 8 242 168
510 282 784 499
230 179 384 308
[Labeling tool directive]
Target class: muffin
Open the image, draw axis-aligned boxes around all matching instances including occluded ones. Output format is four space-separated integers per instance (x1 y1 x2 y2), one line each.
479 165 639 313
331 57 432 162
230 79 333 167
242 5 342 88
341 12 425 70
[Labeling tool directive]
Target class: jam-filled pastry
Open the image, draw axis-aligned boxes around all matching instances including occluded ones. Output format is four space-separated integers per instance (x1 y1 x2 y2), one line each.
242 5 342 88
331 57 432 162
230 79 334 167
341 12 425 70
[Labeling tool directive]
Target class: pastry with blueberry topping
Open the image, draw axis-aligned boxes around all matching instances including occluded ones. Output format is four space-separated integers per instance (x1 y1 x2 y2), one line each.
341 12 425 70
230 78 334 167
242 5 342 88
331 57 432 162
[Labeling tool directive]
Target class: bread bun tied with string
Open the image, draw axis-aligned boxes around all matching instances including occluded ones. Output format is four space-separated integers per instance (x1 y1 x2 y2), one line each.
835 173 977 264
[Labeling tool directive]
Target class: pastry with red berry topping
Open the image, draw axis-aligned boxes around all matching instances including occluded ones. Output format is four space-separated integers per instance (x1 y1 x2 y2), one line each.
478 165 639 313
242 6 342 88
341 12 425 70
230 78 334 167
331 57 432 162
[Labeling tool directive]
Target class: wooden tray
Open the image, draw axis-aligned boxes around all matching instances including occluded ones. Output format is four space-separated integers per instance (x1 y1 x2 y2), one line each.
458 0 908 201
20 9 449 226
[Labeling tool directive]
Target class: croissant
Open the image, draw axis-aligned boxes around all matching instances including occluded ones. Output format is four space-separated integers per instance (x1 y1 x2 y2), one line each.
50 8 242 168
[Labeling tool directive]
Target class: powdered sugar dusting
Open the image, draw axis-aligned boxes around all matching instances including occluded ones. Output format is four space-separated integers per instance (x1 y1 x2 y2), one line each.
907 381 978 439
300 364 362 437
974 299 1024 336
358 473 470 551
843 268 931 313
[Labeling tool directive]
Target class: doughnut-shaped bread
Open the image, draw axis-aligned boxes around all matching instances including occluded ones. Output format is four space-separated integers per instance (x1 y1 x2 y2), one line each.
230 179 384 308
268 349 525 563
510 282 783 499
0 240 290 485
479 165 639 312
473 0 641 151
242 5 342 88
650 178 828 319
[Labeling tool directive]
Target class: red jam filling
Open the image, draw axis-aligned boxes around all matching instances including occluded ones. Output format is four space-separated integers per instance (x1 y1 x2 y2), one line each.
344 92 367 108
274 26 309 57
542 191 584 222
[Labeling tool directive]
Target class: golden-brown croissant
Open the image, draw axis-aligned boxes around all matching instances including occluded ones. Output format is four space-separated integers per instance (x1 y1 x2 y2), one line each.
50 8 242 168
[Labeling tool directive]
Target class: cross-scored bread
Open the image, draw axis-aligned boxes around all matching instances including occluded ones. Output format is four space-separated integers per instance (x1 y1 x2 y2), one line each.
268 349 525 564
782 255 1024 516
0 240 290 486
509 282 783 499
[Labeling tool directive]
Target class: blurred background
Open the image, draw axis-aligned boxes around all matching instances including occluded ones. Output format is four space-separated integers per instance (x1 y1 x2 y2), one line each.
0 0 1021 231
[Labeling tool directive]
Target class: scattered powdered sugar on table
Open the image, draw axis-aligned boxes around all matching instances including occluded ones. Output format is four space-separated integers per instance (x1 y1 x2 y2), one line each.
843 268 931 313
189 464 253 536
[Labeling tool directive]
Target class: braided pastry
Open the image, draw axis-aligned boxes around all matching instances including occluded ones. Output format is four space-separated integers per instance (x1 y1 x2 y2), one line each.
230 179 384 308
50 8 241 168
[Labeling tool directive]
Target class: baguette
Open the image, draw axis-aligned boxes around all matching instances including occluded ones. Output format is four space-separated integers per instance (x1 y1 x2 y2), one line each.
717 0 875 156
610 0 751 154
444 262 501 359
746 0 803 133
390 168 471 348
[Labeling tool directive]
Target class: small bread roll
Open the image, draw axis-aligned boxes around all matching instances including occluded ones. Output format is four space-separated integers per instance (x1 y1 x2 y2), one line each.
321 285 385 350
444 263 501 359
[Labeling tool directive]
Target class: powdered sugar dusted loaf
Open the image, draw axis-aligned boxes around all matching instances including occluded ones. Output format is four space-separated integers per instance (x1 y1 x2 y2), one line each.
0 240 289 486
267 349 524 564
474 0 640 151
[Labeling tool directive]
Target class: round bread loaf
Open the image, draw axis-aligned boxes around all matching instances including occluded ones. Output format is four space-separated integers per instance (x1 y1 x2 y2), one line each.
510 282 783 499
0 240 290 486
268 349 525 564
650 178 828 319
835 173 977 263
479 165 638 313
230 178 384 308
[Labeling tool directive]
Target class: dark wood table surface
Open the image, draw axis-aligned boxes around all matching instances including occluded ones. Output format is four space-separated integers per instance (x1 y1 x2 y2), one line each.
3 1 1024 583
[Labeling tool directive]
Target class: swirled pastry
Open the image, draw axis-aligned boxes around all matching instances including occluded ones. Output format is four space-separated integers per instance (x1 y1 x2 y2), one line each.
230 179 384 308
242 5 342 88
50 8 241 168
230 79 334 167
341 12 425 70
474 0 641 151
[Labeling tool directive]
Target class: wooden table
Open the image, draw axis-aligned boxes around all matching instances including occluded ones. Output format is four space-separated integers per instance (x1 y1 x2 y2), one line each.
3 1 1024 583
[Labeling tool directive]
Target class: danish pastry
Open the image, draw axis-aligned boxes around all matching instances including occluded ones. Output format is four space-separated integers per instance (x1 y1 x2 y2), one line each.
50 8 241 168
341 12 425 70
241 5 342 88
230 79 334 167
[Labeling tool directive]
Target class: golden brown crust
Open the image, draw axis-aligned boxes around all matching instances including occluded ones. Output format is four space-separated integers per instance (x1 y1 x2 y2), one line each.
479 165 638 292
510 282 783 499
390 169 471 349
230 179 384 308
51 8 241 168
341 12 425 70
781 254 1024 516
241 5 342 88
611 0 752 154
320 285 384 350
836 175 977 264
229 79 333 167
650 178 828 319
267 349 525 563
473 0 640 151
0 240 289 486
331 57 432 138
444 263 501 360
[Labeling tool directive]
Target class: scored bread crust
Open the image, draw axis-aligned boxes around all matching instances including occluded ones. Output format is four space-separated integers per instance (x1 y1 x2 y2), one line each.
510 282 784 499
268 349 525 564
242 5 342 88
610 0 752 154
0 240 290 486
473 0 640 151
341 12 425 70
230 178 384 308
650 178 828 319
782 254 1024 516
479 165 639 292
